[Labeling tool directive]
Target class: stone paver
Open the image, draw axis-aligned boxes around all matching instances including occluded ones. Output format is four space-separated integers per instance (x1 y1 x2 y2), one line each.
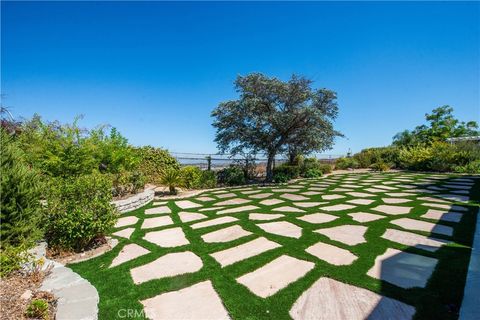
217 205 259 214
381 228 448 252
249 192 273 199
249 213 284 221
141 216 174 229
382 198 412 204
236 255 314 298
115 216 139 228
297 213 338 224
210 237 281 267
110 244 150 268
131 251 203 284
280 193 309 201
346 192 375 198
372 205 412 215
272 206 305 213
112 227 135 239
347 199 375 205
320 204 356 212
175 200 202 209
194 196 215 202
216 192 236 198
306 242 357 265
391 218 453 236
190 216 238 229
201 225 252 243
292 201 325 208
141 281 230 320
259 199 284 206
144 227 189 247
178 211 207 223
322 194 345 200
289 277 415 320
315 225 367 246
216 198 251 206
257 221 303 238
348 212 385 223
367 248 438 288
421 209 463 223
145 206 171 215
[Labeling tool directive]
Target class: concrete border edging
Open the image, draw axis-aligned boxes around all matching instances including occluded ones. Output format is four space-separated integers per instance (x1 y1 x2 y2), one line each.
112 188 155 213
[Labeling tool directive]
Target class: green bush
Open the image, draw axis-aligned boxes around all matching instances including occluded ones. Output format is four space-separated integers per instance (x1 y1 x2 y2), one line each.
1 130 43 276
136 146 179 184
25 299 49 319
454 160 480 174
318 163 333 174
217 166 246 186
303 168 323 178
199 170 217 188
370 161 391 172
44 172 118 251
160 168 183 194
335 157 359 170
353 147 400 168
273 172 290 183
180 166 203 189
110 170 146 198
273 164 300 180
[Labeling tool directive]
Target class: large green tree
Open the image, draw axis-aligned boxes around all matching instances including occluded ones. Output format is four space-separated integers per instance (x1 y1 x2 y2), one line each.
393 105 479 146
212 73 341 181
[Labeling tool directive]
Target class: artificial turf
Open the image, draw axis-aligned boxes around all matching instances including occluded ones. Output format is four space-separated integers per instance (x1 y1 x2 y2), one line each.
70 172 480 320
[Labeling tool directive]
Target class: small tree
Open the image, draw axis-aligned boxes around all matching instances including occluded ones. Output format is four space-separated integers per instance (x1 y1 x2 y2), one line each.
212 73 342 181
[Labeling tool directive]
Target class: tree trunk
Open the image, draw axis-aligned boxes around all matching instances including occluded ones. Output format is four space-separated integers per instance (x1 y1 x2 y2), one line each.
266 152 275 182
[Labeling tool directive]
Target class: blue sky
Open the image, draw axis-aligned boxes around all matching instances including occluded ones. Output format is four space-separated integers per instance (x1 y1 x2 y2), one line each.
2 1 479 156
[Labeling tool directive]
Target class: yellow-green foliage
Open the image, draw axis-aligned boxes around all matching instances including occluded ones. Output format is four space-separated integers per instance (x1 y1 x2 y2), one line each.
136 146 179 184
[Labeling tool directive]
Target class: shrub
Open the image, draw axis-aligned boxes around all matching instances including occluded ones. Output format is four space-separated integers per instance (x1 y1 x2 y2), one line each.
160 168 183 194
217 166 246 186
0 244 32 278
111 170 146 198
273 164 300 180
370 161 391 172
199 170 217 188
25 299 49 319
273 172 289 183
335 157 359 170
303 168 323 178
318 163 333 174
136 146 179 184
353 147 400 168
180 166 203 189
454 160 480 174
44 172 118 251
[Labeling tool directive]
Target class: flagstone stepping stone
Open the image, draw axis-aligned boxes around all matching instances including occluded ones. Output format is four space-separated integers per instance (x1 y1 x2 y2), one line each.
417 196 449 203
320 204 356 211
374 185 397 190
280 193 309 201
371 205 411 215
212 190 228 194
110 244 150 268
217 205 259 215
115 216 139 228
437 194 470 202
450 190 470 194
421 209 463 223
367 248 438 288
195 196 215 202
249 213 284 221
385 192 414 197
259 199 284 206
347 199 375 205
256 221 303 238
112 227 135 239
315 225 367 246
199 206 225 212
141 216 174 229
216 198 251 206
306 242 357 266
443 184 472 190
201 225 252 243
293 201 325 208
346 192 375 198
381 228 448 252
210 237 281 267
216 192 237 198
391 218 453 236
301 191 322 196
145 206 171 215
348 212 385 223
271 188 301 193
144 227 189 247
249 192 273 199
178 211 208 223
364 188 386 193
141 280 230 320
297 213 338 224
289 277 415 320
131 251 203 284
382 198 412 204
174 200 202 209
241 190 261 195
331 188 354 192
190 216 238 229
152 201 167 206
272 206 305 213
236 255 314 298
423 203 469 212
322 194 345 200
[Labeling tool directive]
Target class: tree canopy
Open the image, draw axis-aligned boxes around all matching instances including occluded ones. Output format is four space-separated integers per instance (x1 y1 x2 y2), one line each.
212 73 342 181
393 105 479 146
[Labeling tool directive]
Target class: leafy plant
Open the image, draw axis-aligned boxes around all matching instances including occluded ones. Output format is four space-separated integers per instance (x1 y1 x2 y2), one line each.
199 170 217 188
303 168 323 178
180 166 203 189
44 172 118 251
454 160 480 174
136 146 179 184
318 163 333 174
25 299 49 320
217 166 246 186
335 157 359 170
160 168 183 194
273 172 289 183
272 164 300 180
370 161 391 172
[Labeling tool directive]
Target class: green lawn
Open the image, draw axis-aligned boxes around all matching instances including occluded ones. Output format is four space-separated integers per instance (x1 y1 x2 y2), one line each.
70 172 479 320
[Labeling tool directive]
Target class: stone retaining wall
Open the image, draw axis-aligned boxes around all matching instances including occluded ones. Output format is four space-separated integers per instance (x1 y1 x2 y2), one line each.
112 188 155 213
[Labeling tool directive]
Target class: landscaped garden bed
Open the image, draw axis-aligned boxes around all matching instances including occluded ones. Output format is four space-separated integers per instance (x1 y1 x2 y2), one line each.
70 172 479 320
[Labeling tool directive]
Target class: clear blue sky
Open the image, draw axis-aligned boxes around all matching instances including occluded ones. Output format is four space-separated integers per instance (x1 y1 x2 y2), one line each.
2 1 479 156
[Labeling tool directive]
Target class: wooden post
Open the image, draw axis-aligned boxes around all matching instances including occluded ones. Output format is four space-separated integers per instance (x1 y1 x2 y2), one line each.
206 155 212 171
